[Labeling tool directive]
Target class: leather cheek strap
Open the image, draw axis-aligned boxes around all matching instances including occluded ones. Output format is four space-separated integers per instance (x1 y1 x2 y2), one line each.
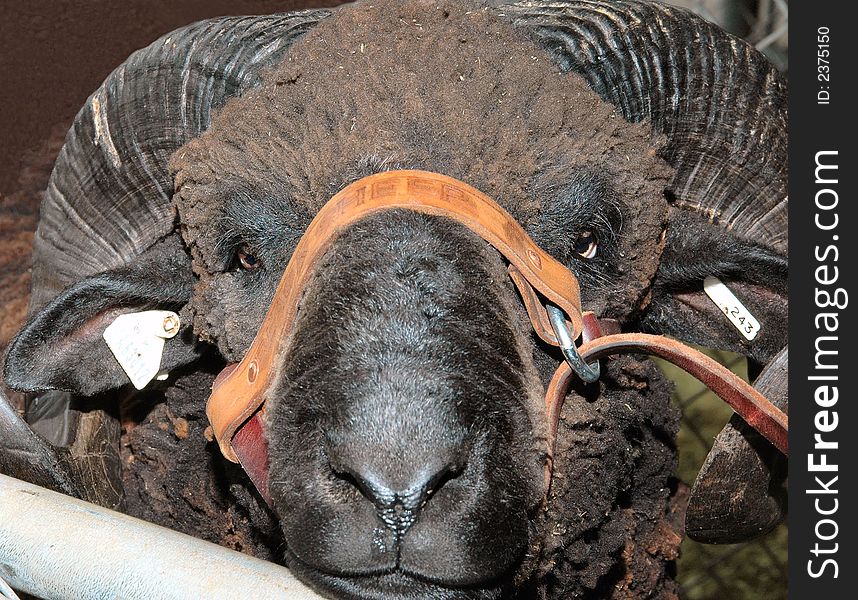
206 169 585 463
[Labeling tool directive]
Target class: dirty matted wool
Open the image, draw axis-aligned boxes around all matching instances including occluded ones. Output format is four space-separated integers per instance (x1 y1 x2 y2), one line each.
171 0 673 350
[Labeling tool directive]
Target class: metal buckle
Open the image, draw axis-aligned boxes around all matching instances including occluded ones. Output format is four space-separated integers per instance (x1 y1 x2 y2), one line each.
546 305 601 383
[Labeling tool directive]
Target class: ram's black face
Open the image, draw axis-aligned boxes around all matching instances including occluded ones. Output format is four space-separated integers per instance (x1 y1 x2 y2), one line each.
169 152 718 599
262 213 545 598
178 159 643 597
166 72 679 593
165 8 675 593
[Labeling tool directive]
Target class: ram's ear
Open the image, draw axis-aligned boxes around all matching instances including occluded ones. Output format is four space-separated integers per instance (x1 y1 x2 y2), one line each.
637 210 788 543
639 211 787 365
3 235 202 396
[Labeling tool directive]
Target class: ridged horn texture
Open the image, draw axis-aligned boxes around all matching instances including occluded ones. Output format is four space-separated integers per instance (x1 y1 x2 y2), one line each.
499 0 788 252
29 10 331 313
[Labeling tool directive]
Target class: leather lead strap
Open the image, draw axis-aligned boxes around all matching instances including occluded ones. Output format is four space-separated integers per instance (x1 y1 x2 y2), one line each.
545 329 789 458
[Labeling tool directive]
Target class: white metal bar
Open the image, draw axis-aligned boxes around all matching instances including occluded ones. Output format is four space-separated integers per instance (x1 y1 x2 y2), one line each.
0 574 21 600
0 474 325 600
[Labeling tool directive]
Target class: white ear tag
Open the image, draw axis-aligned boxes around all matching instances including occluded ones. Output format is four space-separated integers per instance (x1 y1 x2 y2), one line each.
102 311 181 390
703 276 760 342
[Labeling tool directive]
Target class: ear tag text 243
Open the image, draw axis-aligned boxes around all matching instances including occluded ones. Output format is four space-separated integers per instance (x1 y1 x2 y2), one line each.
103 310 181 389
703 276 760 341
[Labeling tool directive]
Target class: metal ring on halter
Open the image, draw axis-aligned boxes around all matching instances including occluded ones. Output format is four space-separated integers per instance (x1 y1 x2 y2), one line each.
546 304 601 383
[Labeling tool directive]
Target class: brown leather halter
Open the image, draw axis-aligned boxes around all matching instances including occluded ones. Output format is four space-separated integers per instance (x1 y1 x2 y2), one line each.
205 170 788 505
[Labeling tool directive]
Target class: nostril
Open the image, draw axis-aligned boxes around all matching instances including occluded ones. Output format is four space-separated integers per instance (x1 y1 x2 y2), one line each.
423 460 463 500
327 444 465 523
329 463 376 502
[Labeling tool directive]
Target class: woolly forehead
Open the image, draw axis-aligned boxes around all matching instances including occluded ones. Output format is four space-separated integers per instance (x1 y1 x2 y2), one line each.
171 0 672 311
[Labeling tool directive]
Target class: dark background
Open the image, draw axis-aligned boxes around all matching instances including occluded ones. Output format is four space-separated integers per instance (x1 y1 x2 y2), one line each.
0 1 345 196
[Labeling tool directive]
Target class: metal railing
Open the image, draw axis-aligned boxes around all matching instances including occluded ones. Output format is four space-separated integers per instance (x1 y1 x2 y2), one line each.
0 474 324 600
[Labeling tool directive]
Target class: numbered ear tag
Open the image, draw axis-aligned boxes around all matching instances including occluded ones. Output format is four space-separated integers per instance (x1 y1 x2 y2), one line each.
703 276 760 341
103 311 181 390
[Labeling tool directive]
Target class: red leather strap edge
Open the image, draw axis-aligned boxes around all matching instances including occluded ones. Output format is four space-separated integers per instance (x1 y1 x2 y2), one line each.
232 411 272 506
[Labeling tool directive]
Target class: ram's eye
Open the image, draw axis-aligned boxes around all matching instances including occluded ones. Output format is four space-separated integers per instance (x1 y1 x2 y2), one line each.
238 245 261 270
573 230 598 259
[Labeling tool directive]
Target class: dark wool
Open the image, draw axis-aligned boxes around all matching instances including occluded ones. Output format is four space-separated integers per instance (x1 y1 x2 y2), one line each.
164 1 680 597
171 0 672 358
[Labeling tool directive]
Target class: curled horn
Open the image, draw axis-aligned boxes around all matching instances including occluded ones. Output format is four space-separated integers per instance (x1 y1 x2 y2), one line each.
497 0 788 542
11 10 330 507
500 0 787 251
30 10 331 312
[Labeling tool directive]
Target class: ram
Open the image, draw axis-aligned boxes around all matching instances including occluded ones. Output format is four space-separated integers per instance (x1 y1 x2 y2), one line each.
1 1 787 598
